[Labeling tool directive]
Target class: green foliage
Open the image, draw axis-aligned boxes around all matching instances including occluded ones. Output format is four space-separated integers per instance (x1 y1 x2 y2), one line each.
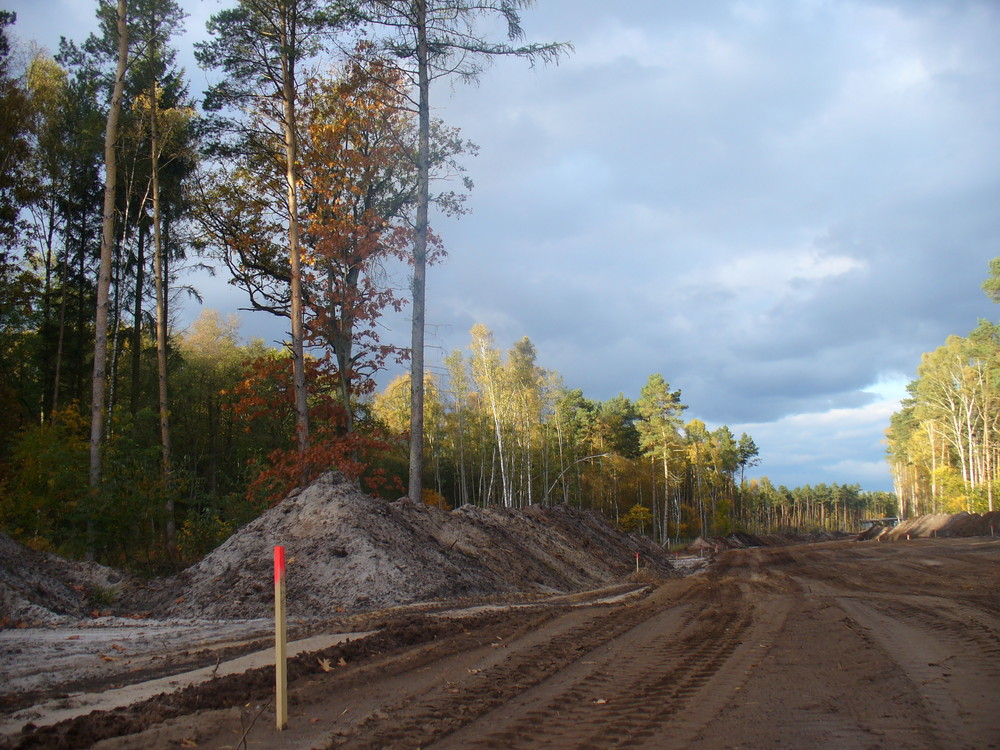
983 256 1000 304
88 583 119 606
618 503 653 533
636 374 686 459
1 408 89 553
0 11 34 248
178 507 236 560
886 317 999 516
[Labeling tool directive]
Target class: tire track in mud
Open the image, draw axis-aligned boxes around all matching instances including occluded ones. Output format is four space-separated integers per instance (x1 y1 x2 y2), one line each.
794 576 1000 750
14 539 997 750
853 595 1000 749
332 578 790 750
462 602 752 750
329 590 687 749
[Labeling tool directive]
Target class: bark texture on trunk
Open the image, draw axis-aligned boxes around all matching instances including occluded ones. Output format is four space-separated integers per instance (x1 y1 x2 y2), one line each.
408 0 429 502
89 0 128 490
281 13 310 463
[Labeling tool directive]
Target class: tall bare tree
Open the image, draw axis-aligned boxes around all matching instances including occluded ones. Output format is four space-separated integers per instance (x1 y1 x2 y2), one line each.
89 0 129 496
360 0 569 501
135 0 186 547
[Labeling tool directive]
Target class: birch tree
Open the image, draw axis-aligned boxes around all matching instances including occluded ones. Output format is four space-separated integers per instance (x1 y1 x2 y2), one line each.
469 323 512 506
888 322 1000 514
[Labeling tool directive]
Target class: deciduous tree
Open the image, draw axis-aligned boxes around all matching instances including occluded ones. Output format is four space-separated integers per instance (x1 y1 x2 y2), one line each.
197 0 351 459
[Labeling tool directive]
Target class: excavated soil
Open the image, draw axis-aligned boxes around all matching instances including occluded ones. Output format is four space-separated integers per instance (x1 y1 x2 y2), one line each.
864 510 1000 541
687 530 848 553
3 481 1000 749
153 472 675 620
2 537 999 749
1 472 674 628
0 536 129 628
0 471 674 735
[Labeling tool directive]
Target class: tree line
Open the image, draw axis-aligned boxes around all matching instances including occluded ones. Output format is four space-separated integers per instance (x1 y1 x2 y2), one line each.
0 0 566 566
371 324 895 543
0 3 892 568
886 259 1000 516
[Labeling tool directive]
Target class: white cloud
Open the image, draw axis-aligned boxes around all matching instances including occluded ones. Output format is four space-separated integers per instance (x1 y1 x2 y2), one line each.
733 395 902 488
824 459 894 485
703 249 867 293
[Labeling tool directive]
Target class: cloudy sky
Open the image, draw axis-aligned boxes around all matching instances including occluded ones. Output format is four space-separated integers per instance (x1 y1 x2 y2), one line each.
8 0 1000 492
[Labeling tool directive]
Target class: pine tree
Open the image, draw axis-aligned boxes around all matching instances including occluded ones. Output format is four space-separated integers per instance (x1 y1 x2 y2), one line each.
197 0 353 461
359 0 569 501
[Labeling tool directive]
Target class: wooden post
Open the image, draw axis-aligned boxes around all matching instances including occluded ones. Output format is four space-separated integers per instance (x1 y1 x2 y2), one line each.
275 545 288 730
635 552 640 574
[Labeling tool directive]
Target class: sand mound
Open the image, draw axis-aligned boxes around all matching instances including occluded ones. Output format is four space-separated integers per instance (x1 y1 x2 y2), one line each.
687 530 847 553
880 511 1000 540
0 533 127 626
1 472 677 627
152 472 676 620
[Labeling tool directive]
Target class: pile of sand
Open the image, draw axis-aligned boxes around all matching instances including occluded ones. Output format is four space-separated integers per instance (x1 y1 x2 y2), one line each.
1 472 676 627
138 472 676 620
687 530 847 553
871 511 1000 541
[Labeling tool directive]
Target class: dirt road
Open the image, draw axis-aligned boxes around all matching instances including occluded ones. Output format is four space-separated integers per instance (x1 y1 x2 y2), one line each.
5 537 999 749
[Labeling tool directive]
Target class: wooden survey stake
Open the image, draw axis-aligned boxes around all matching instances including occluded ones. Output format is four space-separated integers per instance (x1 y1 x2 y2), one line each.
275 545 288 730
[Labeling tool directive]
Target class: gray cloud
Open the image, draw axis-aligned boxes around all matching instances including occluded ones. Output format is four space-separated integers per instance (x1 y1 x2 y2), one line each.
418 0 1000 491
12 0 1000 491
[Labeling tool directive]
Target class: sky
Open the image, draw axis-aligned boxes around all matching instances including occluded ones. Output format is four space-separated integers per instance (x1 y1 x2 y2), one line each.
7 0 1000 492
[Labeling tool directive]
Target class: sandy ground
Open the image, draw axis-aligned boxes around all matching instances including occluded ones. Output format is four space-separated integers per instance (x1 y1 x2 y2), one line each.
2 536 998 749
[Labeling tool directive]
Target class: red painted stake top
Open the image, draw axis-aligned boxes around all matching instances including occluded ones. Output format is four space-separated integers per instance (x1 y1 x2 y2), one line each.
274 545 286 584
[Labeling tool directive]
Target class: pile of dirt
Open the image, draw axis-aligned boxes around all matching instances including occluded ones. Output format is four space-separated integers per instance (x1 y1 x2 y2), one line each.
0 534 127 627
872 511 1000 541
687 530 847 554
128 472 676 621
856 521 896 541
1 472 675 627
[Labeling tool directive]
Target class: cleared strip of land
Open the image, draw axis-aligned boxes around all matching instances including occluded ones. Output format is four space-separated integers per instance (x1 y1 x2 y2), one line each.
4 536 998 749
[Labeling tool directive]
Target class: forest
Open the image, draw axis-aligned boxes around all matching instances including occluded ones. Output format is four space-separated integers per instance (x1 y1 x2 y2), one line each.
886 260 1000 518
0 1 895 570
